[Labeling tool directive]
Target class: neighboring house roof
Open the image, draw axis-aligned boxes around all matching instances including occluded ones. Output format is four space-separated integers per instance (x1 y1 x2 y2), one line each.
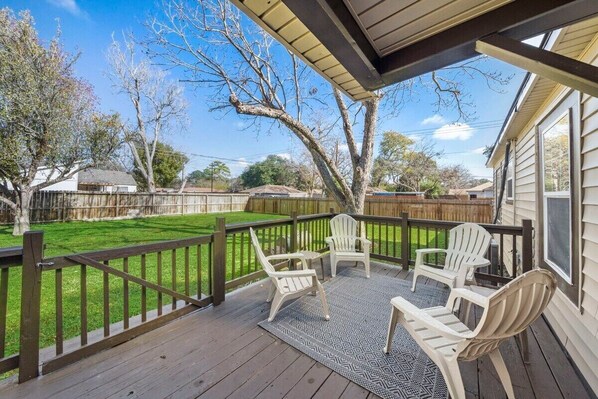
466 182 493 192
448 188 468 196
488 17 598 166
241 185 305 195
366 187 388 194
78 169 137 186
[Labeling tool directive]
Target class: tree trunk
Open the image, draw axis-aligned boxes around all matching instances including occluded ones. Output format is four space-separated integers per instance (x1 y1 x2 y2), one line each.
12 188 33 236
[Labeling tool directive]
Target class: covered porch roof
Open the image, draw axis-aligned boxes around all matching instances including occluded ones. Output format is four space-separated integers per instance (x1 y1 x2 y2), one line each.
231 0 598 101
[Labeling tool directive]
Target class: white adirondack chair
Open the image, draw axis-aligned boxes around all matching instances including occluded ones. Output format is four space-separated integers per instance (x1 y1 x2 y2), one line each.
384 269 557 399
249 228 330 322
412 223 492 292
325 214 371 278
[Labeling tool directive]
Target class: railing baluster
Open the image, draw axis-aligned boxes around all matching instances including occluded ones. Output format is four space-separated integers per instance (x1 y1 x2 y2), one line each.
0 268 7 358
385 222 389 256
240 232 245 277
141 254 147 321
197 245 202 298
55 268 63 355
123 257 129 329
103 260 110 337
157 252 162 316
434 228 439 265
185 247 190 304
171 249 177 310
232 233 237 279
80 264 87 346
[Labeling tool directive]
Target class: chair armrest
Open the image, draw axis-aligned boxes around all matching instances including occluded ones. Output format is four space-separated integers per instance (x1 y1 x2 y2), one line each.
266 253 305 261
357 237 372 247
270 269 317 279
266 253 308 270
447 288 489 310
391 297 471 341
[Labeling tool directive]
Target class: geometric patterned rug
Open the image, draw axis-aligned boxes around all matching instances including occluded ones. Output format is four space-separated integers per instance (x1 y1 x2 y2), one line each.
259 267 450 399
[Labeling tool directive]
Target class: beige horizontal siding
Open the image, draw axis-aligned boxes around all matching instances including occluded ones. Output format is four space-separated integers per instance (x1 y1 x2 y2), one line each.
491 24 598 393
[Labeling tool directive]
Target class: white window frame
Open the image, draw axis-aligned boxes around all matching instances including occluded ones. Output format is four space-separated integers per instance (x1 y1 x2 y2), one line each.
540 109 572 283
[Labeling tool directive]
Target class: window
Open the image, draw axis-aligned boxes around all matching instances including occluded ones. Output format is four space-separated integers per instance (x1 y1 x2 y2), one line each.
506 158 514 201
541 112 572 282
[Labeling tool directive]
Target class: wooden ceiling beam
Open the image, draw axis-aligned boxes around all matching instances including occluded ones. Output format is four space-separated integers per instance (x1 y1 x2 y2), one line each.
283 0 384 89
476 35 598 98
377 0 598 87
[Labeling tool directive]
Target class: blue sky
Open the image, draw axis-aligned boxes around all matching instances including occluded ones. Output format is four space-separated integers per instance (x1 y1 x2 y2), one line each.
2 0 529 179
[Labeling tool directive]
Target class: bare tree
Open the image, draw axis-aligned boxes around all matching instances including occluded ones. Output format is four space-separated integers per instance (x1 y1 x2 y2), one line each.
145 0 511 213
0 9 121 235
107 34 188 192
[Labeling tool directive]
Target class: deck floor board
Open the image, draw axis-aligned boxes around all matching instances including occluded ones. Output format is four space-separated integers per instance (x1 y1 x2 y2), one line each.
0 261 591 399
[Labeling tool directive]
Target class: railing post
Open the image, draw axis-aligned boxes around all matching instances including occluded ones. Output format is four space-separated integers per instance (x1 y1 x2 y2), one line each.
401 212 410 271
212 217 226 306
521 219 533 274
18 231 44 383
290 211 298 255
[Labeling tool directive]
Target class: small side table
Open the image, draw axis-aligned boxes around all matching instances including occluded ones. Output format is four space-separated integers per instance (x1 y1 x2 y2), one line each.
299 251 326 280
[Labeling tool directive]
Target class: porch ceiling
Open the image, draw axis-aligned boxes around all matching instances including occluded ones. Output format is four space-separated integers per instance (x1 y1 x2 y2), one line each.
231 0 598 101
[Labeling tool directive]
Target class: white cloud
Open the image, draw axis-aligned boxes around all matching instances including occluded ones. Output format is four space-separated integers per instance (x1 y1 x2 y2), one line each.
46 0 87 17
471 147 486 154
234 121 246 129
276 152 291 160
406 134 422 142
421 114 446 126
236 157 249 166
433 123 475 141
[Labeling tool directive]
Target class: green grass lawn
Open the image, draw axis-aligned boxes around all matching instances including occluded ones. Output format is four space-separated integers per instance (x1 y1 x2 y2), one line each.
0 212 447 371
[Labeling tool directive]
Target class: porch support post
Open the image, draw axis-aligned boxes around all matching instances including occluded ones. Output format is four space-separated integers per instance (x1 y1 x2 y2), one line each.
18 231 44 383
476 34 598 98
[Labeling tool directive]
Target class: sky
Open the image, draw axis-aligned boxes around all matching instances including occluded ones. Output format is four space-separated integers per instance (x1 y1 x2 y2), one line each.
1 0 531 179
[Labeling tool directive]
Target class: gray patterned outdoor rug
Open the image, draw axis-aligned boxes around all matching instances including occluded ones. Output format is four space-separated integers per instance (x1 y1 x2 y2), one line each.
258 267 450 399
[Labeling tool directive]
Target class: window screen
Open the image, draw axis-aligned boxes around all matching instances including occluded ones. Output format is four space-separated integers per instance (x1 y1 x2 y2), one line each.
545 196 570 276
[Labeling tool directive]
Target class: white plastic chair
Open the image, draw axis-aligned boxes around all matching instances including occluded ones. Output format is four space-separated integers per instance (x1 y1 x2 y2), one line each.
412 223 492 292
325 214 371 278
384 269 557 399
249 228 330 322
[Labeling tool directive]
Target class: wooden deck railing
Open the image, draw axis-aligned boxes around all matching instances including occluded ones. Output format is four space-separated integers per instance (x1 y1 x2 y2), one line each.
0 211 533 383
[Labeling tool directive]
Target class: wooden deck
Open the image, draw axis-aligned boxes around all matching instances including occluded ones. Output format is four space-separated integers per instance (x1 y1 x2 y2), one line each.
0 261 592 399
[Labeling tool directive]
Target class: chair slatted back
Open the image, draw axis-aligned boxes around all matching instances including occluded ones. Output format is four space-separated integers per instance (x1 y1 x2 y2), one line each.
249 228 276 275
329 214 359 252
445 223 492 272
460 269 557 360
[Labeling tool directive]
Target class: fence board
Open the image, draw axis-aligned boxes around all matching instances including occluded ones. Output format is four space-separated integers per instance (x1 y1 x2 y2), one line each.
0 192 250 224
246 197 493 223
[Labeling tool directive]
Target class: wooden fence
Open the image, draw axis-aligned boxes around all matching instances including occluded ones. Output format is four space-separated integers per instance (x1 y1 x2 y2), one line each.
0 191 250 224
246 196 494 223
0 212 532 382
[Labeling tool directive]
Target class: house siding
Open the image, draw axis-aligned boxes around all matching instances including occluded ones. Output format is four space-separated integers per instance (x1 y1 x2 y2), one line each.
492 29 598 393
